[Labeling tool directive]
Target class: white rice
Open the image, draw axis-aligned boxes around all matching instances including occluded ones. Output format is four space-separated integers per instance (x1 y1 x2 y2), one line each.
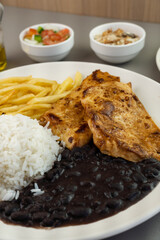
0 114 63 201
30 183 44 196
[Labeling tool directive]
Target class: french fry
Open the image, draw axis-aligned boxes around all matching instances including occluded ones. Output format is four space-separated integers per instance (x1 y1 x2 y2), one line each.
49 82 59 95
73 71 83 88
0 76 32 84
18 103 52 113
0 90 15 105
0 84 45 95
28 91 71 104
0 105 24 113
18 109 35 117
0 83 18 89
9 94 35 104
16 90 26 98
55 77 74 94
28 78 57 86
32 113 45 119
0 72 83 119
35 88 51 98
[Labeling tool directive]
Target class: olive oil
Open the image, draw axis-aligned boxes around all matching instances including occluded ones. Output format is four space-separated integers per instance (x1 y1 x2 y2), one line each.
0 44 6 71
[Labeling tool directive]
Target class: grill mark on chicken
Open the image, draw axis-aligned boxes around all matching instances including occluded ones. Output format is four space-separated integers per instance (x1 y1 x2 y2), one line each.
40 70 160 162
68 137 74 143
48 113 62 122
75 123 89 133
101 101 115 117
40 70 120 149
81 80 160 162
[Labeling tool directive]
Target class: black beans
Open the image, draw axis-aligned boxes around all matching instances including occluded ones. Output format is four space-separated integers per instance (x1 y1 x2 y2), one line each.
127 182 138 190
91 200 101 208
111 191 119 198
0 142 159 229
80 181 96 188
123 176 132 182
95 173 101 181
61 149 70 159
46 170 55 181
126 191 141 201
104 192 112 198
95 203 107 214
55 185 64 192
92 166 99 172
60 193 74 204
105 176 114 183
109 182 124 191
41 217 54 227
0 202 8 212
106 199 123 210
21 196 33 207
143 158 158 165
11 211 30 222
52 211 68 220
66 185 78 192
133 173 147 183
32 211 49 222
65 171 81 177
144 168 160 179
5 204 19 216
62 162 74 169
29 204 43 213
141 183 155 191
84 194 94 200
69 207 92 218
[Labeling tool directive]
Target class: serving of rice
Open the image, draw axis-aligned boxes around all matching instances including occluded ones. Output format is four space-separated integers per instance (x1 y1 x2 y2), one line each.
0 114 63 201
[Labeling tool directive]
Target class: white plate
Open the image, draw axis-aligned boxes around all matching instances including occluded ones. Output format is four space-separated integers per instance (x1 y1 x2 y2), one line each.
0 62 160 240
156 48 160 71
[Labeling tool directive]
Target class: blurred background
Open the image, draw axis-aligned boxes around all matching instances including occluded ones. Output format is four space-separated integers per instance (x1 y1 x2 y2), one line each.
1 0 160 23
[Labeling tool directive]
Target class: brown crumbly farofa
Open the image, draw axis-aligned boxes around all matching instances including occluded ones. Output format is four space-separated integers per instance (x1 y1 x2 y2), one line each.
95 28 140 45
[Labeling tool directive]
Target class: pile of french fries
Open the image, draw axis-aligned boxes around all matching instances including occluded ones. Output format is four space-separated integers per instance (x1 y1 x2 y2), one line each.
0 72 82 119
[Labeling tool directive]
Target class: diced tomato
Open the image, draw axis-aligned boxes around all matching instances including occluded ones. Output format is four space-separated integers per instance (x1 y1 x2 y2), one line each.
47 30 56 37
59 28 70 38
42 30 68 45
29 28 38 35
24 28 38 39
41 30 49 38
43 38 55 45
50 33 61 42
24 26 70 45
59 28 70 35
41 30 59 38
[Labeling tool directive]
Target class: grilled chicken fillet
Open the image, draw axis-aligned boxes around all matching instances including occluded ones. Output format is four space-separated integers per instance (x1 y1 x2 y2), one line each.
40 70 120 149
40 86 91 149
81 80 160 162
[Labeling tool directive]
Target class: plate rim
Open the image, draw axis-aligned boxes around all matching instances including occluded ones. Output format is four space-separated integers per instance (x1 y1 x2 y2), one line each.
0 61 159 240
0 60 159 83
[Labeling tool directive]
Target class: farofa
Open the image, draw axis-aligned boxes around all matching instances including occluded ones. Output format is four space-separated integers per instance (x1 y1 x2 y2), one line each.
94 28 140 45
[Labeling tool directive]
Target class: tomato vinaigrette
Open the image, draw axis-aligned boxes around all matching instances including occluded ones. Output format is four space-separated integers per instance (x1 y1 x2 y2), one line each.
23 26 70 45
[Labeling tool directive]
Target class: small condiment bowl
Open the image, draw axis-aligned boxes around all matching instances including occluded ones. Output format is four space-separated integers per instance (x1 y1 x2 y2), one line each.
19 23 74 62
89 22 146 64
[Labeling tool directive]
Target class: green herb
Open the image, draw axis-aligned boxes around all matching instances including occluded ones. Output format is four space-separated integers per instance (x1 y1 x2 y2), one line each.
37 26 44 34
34 35 42 43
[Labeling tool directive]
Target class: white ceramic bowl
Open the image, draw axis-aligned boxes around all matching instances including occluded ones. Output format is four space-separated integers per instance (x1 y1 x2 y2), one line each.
89 22 146 64
19 23 74 62
156 47 160 71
